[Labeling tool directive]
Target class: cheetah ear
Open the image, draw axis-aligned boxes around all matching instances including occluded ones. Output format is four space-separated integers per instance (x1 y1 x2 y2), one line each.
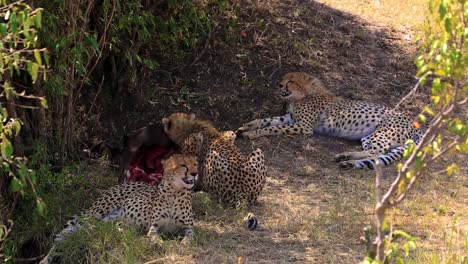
162 117 170 131
161 155 174 169
195 132 204 142
189 113 196 120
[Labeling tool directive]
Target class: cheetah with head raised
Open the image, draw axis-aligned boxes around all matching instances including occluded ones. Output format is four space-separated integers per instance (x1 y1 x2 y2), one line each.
237 72 424 169
162 113 266 207
40 154 198 264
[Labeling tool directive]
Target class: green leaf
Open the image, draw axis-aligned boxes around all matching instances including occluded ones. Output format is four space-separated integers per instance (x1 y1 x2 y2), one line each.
408 241 417 250
10 12 17 34
35 9 42 28
1 136 13 159
34 50 42 65
43 51 49 65
36 198 46 216
31 63 39 82
10 178 21 192
423 106 435 116
88 36 100 52
31 170 37 185
23 16 30 33
40 98 48 109
13 119 21 136
444 16 452 32
0 23 6 37
415 155 423 170
446 163 459 176
438 1 447 19
27 61 33 77
418 114 427 122
394 230 414 240
435 69 446 76
405 170 414 180
2 162 10 171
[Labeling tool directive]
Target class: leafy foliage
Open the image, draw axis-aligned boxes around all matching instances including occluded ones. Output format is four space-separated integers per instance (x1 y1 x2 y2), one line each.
0 1 48 261
367 0 467 262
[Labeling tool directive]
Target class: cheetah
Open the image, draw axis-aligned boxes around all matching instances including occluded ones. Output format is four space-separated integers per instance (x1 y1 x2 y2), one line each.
40 154 198 264
162 113 266 207
236 72 424 169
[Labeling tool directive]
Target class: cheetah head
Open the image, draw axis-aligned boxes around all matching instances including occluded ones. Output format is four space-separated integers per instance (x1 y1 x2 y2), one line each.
161 154 198 191
278 72 329 101
162 112 197 144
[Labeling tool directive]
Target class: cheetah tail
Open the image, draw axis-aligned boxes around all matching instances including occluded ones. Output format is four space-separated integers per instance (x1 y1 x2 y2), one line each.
53 215 81 243
354 146 406 169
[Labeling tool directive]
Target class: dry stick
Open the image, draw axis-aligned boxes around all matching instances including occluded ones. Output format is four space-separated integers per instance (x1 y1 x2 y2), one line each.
72 0 115 107
393 139 460 204
373 159 386 261
393 75 426 110
11 255 45 263
373 87 463 261
0 0 25 11
84 76 105 119
144 257 172 264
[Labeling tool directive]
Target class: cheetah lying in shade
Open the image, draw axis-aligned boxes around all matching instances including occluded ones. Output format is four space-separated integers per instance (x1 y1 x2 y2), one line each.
237 72 424 169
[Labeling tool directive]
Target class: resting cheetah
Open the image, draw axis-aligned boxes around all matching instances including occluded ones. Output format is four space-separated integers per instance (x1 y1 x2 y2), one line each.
237 72 424 169
162 113 266 207
40 154 198 264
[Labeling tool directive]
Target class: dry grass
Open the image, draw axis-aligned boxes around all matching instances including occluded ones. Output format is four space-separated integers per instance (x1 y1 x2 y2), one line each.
63 135 466 263
317 0 427 30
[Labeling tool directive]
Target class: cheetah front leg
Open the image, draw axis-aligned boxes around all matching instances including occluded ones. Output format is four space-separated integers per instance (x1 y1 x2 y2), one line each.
181 227 194 245
178 219 194 245
147 223 163 243
240 122 313 139
236 114 294 134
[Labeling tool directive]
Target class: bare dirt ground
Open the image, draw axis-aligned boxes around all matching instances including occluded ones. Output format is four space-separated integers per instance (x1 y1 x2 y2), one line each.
81 0 466 263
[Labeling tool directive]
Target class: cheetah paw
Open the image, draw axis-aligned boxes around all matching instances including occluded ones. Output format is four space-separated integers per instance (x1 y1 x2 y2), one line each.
147 234 163 244
239 131 260 140
180 237 192 246
338 161 355 170
334 153 351 162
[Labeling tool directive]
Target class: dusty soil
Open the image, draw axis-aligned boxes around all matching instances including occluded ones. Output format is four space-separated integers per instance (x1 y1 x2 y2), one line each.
78 0 467 263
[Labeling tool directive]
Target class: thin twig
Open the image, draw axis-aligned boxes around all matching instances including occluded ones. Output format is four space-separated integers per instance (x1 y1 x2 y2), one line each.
11 255 45 262
393 75 426 110
84 76 105 119
144 256 172 264
0 0 25 11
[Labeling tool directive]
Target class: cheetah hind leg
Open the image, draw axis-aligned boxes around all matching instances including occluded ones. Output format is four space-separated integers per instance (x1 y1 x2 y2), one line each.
337 159 369 169
338 146 406 170
241 148 266 231
334 151 371 163
334 135 372 162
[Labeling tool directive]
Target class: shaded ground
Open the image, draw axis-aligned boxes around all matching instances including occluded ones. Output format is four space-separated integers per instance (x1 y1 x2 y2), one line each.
73 0 466 263
94 0 423 138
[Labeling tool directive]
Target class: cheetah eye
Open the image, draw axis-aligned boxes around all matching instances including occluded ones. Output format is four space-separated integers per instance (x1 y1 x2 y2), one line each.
279 84 284 88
